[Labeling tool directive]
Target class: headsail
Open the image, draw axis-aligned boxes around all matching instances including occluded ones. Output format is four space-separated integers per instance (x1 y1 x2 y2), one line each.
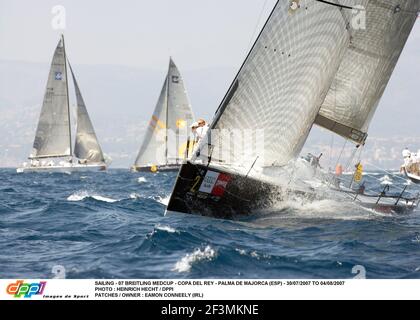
69 63 105 163
31 36 71 159
134 58 194 168
315 0 420 144
195 0 352 171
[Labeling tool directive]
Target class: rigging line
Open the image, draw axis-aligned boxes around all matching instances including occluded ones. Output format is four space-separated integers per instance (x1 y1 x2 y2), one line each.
328 133 335 170
335 140 348 169
362 173 407 193
315 0 356 10
344 146 359 172
365 161 416 184
247 0 270 51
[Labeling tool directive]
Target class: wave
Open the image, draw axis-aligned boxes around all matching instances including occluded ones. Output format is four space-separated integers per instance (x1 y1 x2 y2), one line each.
129 193 141 199
137 177 148 183
67 191 119 203
264 196 378 221
235 248 270 260
173 246 216 273
156 224 177 233
157 195 170 206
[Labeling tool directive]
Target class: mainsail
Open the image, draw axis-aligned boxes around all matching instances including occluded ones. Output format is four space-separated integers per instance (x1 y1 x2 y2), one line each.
31 36 71 159
69 63 105 163
195 0 352 171
134 58 194 168
315 0 420 144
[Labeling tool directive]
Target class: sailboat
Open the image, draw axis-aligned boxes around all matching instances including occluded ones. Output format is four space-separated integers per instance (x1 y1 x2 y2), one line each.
132 58 195 173
17 35 107 173
166 0 420 218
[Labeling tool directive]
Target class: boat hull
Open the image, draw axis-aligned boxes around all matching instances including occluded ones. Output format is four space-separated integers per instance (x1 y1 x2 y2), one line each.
402 167 420 184
16 164 107 174
166 161 313 218
167 162 418 219
131 165 180 173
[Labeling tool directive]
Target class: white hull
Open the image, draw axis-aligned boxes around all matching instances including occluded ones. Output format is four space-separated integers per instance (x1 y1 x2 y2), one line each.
402 167 420 184
16 163 107 174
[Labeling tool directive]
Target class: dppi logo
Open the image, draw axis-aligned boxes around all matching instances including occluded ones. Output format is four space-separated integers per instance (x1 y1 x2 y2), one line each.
6 280 46 298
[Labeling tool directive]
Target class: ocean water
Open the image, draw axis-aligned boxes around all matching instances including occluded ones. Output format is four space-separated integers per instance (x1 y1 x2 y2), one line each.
1 168 420 279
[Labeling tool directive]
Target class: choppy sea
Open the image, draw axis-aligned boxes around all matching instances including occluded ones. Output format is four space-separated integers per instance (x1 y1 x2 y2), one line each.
1 168 420 279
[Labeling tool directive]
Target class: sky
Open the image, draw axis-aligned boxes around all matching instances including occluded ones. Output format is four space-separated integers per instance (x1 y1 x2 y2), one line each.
0 0 277 71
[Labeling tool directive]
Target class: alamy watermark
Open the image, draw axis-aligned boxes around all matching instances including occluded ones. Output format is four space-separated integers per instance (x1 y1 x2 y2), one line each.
51 5 66 30
52 265 66 279
352 265 367 279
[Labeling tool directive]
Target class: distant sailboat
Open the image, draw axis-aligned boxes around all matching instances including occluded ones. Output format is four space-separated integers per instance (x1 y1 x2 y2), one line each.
17 35 107 173
132 58 195 173
166 0 420 218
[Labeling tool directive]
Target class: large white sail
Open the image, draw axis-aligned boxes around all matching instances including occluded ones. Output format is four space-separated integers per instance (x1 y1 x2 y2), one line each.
195 0 352 171
166 58 195 164
134 58 194 168
69 63 105 163
315 0 420 144
31 36 71 159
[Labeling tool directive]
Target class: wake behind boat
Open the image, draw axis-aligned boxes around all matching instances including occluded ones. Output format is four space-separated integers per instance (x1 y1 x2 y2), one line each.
17 35 107 174
167 0 420 218
132 58 195 173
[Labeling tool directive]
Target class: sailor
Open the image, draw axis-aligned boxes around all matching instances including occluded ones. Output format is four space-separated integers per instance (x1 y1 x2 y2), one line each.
308 153 323 175
196 119 209 142
403 148 411 165
31 159 40 167
191 121 199 142
358 182 366 195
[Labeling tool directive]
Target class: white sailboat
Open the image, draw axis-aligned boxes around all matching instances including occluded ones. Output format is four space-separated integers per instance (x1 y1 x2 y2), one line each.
166 0 420 218
17 35 107 173
132 58 195 173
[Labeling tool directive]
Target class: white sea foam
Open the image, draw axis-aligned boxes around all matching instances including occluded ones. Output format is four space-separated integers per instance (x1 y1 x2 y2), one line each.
137 177 148 183
262 196 379 222
67 191 119 203
173 246 216 273
129 193 141 199
380 175 393 185
157 195 171 206
156 224 177 233
235 249 247 256
235 248 269 260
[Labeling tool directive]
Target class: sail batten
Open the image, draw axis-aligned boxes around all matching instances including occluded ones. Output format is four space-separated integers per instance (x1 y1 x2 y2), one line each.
31 37 71 159
69 63 105 163
134 58 194 168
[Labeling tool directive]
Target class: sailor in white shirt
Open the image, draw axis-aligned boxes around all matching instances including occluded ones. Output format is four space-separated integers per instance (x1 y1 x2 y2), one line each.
403 148 412 166
195 119 209 141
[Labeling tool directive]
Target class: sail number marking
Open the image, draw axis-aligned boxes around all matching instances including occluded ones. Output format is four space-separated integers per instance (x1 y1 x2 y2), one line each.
190 176 202 193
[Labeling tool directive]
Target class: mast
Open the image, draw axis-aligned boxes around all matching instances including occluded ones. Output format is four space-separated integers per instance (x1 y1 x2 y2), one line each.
165 58 171 166
61 34 73 159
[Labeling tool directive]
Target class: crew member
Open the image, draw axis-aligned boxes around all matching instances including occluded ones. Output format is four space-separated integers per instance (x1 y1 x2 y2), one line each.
195 119 209 142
